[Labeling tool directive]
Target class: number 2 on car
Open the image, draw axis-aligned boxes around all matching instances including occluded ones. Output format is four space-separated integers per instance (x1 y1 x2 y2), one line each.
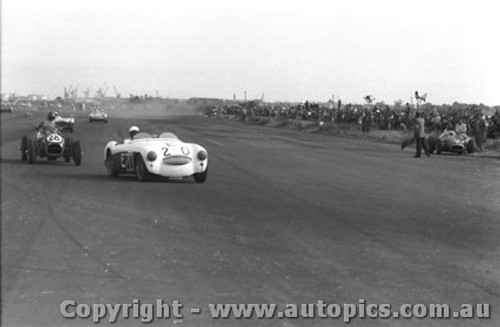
162 144 171 156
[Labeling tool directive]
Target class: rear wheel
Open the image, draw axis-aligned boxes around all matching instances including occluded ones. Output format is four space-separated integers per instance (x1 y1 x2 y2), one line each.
194 168 208 183
466 139 477 154
73 141 82 166
436 141 442 155
135 155 151 182
427 137 437 154
21 136 28 161
105 151 118 177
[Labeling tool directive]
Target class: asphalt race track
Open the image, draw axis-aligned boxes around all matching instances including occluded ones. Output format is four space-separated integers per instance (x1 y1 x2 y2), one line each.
2 108 499 326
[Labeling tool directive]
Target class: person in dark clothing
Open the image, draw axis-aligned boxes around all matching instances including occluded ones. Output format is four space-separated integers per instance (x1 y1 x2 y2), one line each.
414 112 430 158
361 108 371 133
475 113 488 152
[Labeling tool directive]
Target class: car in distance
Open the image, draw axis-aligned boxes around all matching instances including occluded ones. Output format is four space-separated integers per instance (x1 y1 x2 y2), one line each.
1 102 13 113
89 109 109 123
103 132 208 182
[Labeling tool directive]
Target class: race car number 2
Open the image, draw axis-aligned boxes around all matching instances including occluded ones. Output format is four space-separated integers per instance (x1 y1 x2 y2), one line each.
162 144 171 156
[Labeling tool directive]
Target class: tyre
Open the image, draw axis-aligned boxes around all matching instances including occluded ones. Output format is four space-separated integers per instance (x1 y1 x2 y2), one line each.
427 137 437 154
105 151 118 177
466 139 477 154
89 118 93 123
135 155 151 182
436 141 442 155
193 168 208 183
64 137 73 162
27 141 36 164
73 141 82 166
21 136 28 161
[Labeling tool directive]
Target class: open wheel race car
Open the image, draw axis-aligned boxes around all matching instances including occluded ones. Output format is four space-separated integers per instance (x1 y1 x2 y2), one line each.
428 130 477 155
21 130 82 165
103 132 208 182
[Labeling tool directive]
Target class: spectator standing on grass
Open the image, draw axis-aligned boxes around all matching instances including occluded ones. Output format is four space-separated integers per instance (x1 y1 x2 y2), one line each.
414 112 430 158
475 113 488 151
361 108 371 133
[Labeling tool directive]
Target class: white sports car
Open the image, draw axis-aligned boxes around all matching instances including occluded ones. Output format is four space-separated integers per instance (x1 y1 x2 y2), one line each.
89 109 109 123
54 115 75 133
103 132 208 182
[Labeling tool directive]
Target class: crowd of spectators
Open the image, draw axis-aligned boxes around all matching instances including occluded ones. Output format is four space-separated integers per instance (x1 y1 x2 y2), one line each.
205 100 500 143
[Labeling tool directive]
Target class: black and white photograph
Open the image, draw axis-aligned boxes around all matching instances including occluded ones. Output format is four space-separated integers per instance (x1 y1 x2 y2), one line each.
2 0 499 326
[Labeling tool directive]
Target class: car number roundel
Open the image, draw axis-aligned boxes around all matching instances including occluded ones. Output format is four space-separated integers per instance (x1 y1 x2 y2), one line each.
47 134 62 143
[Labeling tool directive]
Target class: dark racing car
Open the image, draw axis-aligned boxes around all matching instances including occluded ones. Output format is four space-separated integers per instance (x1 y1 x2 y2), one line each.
21 128 82 165
428 130 477 155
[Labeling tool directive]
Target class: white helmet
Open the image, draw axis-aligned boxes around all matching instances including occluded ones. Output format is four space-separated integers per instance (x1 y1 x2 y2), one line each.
129 126 140 133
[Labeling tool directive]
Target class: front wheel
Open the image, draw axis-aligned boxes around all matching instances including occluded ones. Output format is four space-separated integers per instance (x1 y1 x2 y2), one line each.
193 168 208 183
73 141 82 166
21 136 28 161
105 152 118 177
27 141 36 164
135 155 151 182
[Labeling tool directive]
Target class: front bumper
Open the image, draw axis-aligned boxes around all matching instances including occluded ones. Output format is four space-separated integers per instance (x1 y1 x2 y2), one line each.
147 158 207 178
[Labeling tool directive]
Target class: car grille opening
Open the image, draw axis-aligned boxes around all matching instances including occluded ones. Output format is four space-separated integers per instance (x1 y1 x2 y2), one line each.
47 144 63 155
163 156 191 165
451 145 464 151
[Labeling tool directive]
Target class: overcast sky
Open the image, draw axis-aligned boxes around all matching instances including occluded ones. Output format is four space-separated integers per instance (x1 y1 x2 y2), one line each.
2 0 499 105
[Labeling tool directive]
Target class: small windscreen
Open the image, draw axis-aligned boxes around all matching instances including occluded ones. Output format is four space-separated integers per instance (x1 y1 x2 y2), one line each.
158 132 178 139
133 132 153 139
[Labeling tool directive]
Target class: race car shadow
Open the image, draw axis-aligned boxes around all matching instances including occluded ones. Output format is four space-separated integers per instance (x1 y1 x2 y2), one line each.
48 172 198 183
432 152 470 157
0 157 84 167
0 157 24 165
0 157 79 166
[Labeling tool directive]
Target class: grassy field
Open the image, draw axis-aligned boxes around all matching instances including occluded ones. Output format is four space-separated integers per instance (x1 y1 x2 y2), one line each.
237 116 500 158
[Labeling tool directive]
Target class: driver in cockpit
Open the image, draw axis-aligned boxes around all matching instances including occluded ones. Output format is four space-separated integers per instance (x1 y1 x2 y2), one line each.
36 111 61 145
37 111 59 135
124 126 140 143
